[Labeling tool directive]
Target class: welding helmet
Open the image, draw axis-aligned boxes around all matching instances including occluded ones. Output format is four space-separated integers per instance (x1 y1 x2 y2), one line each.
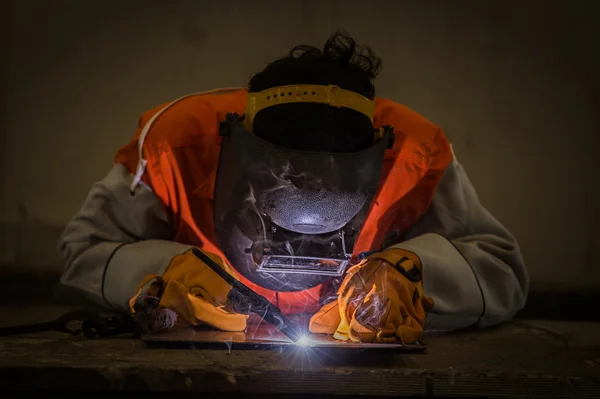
214 84 394 292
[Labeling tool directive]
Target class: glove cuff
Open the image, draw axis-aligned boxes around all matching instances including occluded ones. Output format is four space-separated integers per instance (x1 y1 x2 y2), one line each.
367 248 434 311
367 248 423 279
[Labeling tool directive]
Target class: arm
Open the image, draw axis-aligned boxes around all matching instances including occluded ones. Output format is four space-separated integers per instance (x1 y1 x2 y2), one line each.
57 163 193 311
390 149 529 331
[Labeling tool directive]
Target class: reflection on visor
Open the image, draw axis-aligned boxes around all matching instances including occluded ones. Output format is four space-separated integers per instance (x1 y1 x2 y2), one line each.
222 114 392 235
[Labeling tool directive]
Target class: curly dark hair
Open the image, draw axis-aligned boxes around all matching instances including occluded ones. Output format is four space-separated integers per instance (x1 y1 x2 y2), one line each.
248 31 383 153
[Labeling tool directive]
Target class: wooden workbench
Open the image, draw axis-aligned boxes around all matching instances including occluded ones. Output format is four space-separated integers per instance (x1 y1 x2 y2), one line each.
0 305 598 398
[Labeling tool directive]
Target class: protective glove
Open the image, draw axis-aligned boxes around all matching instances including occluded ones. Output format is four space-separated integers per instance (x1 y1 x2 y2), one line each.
308 248 434 343
129 249 248 333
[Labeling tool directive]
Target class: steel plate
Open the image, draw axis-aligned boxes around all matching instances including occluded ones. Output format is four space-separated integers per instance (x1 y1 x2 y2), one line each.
142 316 426 353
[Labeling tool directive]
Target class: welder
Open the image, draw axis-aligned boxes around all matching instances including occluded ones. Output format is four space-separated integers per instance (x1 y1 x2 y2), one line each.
58 32 529 344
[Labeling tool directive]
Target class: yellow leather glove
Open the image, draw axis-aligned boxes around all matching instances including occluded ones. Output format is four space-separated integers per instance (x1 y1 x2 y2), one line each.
309 248 434 343
129 249 248 332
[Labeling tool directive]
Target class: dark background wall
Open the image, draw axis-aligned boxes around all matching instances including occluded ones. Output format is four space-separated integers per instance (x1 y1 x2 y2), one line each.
1 1 598 296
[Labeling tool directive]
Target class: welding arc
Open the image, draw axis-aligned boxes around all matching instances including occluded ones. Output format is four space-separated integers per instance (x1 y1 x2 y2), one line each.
191 248 302 342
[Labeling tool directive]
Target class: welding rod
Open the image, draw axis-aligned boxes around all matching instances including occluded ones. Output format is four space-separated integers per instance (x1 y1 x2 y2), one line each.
191 248 302 343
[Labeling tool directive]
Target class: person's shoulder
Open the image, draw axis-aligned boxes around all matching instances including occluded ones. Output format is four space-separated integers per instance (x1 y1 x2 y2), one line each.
140 88 248 148
375 97 452 170
374 97 446 147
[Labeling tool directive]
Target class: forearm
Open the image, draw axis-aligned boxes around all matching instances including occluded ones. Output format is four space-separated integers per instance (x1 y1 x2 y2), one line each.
391 233 527 330
390 233 482 330
60 239 192 310
390 158 529 331
58 164 188 310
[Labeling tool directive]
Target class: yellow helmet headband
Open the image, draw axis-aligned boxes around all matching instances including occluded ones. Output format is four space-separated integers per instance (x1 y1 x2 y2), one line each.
244 84 376 133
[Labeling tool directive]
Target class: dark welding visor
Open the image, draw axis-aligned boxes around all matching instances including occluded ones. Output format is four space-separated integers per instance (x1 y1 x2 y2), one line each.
212 113 393 292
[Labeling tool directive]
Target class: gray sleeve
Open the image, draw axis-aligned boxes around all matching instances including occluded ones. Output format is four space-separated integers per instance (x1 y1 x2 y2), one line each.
389 152 529 331
58 164 193 311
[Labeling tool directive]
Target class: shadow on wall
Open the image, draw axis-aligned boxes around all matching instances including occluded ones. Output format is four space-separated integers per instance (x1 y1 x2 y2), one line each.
0 204 65 270
0 203 67 305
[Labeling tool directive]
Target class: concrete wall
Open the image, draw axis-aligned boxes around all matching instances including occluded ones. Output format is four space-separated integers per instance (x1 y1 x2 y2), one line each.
1 0 598 289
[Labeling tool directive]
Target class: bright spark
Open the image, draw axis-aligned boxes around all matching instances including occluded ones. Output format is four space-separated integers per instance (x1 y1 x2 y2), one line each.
295 335 312 346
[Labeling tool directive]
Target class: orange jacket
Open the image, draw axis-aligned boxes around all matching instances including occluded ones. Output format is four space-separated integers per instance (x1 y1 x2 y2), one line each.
114 88 453 315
